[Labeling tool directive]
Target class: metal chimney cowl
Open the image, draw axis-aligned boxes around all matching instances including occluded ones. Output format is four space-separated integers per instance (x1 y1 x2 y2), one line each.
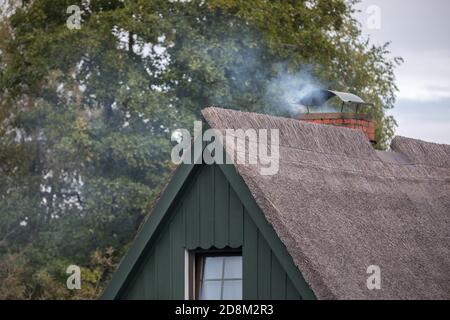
296 90 377 144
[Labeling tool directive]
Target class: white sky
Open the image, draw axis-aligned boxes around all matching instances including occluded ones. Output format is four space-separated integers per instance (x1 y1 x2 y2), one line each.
353 0 450 144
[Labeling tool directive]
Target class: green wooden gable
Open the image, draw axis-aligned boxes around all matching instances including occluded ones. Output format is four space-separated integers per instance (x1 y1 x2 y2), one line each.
102 162 315 300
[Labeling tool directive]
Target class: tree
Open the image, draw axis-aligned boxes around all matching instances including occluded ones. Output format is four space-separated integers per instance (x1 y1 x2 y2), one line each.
0 0 401 298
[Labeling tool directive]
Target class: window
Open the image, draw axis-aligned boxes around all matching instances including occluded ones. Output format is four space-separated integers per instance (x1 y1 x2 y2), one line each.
189 251 242 300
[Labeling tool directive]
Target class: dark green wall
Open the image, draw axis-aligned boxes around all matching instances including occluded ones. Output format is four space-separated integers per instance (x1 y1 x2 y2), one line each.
118 164 302 300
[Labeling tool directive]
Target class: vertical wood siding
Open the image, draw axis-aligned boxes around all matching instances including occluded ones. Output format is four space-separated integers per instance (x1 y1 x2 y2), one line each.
119 165 301 300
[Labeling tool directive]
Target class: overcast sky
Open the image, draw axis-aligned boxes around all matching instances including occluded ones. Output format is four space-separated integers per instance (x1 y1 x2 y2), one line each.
353 0 450 144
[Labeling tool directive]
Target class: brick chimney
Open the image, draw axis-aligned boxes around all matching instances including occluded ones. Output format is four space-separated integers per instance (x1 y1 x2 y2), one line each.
297 112 377 144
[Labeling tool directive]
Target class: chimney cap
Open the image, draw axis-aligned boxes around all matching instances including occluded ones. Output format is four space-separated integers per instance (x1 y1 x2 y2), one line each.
299 89 367 107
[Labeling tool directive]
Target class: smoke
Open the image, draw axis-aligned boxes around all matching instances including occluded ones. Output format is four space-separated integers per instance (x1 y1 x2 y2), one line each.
265 65 327 115
162 16 333 118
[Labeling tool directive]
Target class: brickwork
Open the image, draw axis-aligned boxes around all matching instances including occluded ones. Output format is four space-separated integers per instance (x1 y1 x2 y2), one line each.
297 113 376 144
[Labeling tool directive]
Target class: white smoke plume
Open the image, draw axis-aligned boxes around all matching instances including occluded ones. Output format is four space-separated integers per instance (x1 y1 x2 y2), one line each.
265 65 336 115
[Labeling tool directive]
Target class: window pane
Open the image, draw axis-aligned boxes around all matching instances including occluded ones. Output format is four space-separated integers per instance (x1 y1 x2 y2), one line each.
222 280 242 300
200 280 222 300
203 257 224 280
223 256 242 279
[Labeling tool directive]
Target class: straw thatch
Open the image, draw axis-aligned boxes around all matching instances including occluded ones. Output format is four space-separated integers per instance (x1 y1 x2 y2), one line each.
202 107 450 300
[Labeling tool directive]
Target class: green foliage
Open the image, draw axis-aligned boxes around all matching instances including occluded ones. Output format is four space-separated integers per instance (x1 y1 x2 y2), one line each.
0 0 400 298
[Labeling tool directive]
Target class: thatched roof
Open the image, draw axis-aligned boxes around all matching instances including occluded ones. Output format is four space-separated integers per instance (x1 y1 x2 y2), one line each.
202 107 450 300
